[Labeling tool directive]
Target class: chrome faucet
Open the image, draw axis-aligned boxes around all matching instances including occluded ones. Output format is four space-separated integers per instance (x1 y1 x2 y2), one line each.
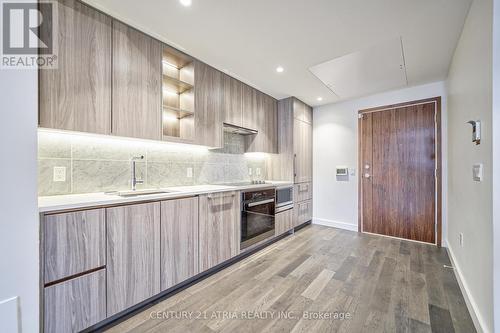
131 155 144 191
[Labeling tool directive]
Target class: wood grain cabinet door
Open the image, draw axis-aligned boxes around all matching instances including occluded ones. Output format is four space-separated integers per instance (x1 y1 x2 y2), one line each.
275 209 294 236
293 119 313 183
160 197 199 290
43 209 105 284
199 192 240 271
112 21 162 140
222 74 243 127
106 202 161 316
194 61 224 148
39 0 112 134
245 92 278 153
44 269 106 333
242 84 257 131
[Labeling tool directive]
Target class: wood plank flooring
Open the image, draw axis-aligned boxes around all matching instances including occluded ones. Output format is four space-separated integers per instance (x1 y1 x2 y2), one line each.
104 225 475 333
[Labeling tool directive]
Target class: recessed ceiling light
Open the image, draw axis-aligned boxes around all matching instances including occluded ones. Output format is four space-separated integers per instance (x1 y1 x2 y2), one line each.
276 66 284 73
317 97 323 101
179 0 192 7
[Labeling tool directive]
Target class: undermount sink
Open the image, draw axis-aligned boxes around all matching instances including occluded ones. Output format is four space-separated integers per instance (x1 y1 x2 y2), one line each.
107 189 176 197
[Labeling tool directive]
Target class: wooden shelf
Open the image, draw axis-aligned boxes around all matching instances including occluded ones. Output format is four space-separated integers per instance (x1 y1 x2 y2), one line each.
162 75 194 94
162 106 194 119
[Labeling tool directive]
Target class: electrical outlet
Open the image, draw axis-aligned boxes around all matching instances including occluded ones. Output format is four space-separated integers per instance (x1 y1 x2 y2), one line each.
256 168 261 176
53 166 66 182
186 167 193 178
459 233 464 247
248 168 252 176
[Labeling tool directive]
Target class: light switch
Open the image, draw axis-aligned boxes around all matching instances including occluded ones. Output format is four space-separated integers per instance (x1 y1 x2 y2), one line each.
186 167 193 178
248 168 252 176
53 166 66 182
256 168 261 176
473 164 483 182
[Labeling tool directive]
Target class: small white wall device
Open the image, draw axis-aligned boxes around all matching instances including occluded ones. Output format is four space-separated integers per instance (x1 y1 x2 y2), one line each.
467 120 481 145
472 164 483 182
336 166 349 176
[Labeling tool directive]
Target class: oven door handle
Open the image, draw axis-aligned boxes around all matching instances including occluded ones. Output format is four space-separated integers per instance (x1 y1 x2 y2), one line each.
246 198 275 207
242 210 275 218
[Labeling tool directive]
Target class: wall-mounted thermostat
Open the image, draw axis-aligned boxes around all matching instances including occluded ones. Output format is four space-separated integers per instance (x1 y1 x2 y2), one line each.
473 164 483 182
336 166 349 176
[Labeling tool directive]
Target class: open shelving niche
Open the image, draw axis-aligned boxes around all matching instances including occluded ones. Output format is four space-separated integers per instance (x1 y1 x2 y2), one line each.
161 45 195 142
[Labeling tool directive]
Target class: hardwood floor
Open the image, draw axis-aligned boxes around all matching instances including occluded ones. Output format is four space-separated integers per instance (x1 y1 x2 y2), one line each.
104 225 475 333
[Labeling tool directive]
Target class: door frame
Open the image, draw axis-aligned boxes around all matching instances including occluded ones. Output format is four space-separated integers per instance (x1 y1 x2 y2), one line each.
357 97 442 247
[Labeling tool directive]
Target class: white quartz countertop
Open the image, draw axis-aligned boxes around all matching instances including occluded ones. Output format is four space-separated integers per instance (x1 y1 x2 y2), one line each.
38 181 293 213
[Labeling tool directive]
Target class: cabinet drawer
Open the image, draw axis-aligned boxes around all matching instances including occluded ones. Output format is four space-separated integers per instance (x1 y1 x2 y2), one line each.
275 208 294 236
44 269 106 333
294 200 312 227
44 209 105 284
294 182 312 202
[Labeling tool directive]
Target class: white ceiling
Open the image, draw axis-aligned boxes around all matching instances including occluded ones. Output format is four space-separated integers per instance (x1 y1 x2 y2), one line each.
84 0 472 106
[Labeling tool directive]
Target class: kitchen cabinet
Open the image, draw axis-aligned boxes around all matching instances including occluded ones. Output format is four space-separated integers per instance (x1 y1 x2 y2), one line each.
195 61 224 148
275 208 294 236
293 98 313 124
294 118 313 183
245 91 278 153
43 209 105 284
242 84 257 131
222 74 243 127
199 191 240 271
44 269 106 333
160 197 199 290
106 202 161 316
294 199 313 227
294 182 312 203
39 0 112 134
112 21 162 141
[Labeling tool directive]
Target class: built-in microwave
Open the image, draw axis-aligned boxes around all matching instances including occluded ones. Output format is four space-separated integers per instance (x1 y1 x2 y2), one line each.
275 185 294 213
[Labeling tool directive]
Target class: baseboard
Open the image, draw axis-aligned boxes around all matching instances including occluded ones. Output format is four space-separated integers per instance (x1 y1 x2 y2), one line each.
447 244 488 333
312 218 358 232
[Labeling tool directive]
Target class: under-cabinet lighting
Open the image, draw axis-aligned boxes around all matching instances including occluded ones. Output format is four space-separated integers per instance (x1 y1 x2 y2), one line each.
276 66 284 73
163 89 179 96
37 128 210 153
162 113 179 122
162 60 179 70
179 0 192 7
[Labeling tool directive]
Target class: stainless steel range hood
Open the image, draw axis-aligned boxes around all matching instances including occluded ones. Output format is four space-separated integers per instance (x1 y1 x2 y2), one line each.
223 123 258 135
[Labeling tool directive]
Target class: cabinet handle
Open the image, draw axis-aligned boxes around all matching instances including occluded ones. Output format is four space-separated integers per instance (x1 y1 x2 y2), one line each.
293 154 297 179
207 193 236 200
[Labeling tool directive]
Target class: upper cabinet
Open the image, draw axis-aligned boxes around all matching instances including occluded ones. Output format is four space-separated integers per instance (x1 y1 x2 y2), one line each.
112 21 162 141
194 61 223 148
39 0 112 134
245 90 278 153
161 45 196 142
293 98 313 124
222 74 243 127
38 2 279 152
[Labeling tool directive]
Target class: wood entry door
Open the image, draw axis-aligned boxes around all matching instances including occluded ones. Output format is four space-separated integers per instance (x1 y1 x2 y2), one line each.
359 99 440 244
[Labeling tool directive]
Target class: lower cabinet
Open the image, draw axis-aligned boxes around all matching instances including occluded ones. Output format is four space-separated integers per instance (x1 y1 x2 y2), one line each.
294 199 312 227
160 197 199 290
44 269 106 333
199 191 240 271
106 202 161 316
275 208 294 236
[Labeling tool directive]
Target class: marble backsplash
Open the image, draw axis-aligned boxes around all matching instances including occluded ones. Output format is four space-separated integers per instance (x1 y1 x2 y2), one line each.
38 131 269 196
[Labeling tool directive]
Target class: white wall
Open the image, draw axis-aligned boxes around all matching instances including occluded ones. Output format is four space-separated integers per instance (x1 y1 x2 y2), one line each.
447 0 494 331
0 68 39 331
313 81 447 235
